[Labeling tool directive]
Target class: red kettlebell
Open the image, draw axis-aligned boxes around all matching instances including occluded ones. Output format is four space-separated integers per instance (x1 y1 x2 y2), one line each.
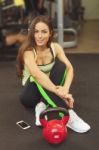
40 107 69 144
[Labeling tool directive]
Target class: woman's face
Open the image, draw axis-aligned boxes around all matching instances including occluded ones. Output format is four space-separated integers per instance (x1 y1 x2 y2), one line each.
34 22 51 47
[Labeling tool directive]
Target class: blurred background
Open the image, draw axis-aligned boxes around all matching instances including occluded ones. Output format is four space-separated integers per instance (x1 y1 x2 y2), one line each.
0 0 99 60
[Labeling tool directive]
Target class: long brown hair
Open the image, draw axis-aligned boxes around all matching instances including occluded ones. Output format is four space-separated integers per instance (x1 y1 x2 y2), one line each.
16 15 54 77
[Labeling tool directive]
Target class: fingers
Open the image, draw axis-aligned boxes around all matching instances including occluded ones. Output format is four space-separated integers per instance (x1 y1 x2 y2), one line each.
69 99 74 108
65 94 74 109
56 86 74 108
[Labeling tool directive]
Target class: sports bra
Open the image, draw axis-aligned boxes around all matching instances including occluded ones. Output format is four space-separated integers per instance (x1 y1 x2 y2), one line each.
22 43 56 85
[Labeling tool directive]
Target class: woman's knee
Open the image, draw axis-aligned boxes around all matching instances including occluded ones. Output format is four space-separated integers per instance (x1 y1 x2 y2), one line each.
20 92 40 108
20 92 31 108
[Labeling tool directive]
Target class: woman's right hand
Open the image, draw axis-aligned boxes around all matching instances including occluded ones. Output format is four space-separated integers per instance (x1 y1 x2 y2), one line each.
55 85 68 99
55 86 74 108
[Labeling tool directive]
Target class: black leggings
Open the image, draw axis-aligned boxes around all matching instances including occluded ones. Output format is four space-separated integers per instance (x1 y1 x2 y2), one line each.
20 59 68 109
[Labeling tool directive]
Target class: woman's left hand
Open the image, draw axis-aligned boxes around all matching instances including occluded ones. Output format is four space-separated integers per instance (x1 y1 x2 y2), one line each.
55 86 74 108
64 94 74 108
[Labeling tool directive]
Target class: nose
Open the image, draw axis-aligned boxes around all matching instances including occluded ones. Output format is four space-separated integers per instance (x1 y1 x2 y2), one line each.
38 32 42 38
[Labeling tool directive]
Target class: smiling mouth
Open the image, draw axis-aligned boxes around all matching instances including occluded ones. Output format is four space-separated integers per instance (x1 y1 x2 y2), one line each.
37 40 44 43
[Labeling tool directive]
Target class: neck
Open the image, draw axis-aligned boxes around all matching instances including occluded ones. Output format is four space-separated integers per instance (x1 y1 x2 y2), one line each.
35 45 48 52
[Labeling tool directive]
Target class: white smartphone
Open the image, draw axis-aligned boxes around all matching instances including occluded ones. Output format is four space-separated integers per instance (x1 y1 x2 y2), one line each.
16 120 31 130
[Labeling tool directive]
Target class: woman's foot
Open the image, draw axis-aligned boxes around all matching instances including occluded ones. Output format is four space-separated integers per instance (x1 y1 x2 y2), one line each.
35 102 46 126
67 109 91 133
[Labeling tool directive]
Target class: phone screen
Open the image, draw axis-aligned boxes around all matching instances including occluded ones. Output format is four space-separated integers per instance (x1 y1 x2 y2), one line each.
16 121 31 129
18 121 29 128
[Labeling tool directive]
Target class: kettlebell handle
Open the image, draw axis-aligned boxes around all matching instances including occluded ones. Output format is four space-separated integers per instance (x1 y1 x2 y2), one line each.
40 107 69 119
40 107 69 127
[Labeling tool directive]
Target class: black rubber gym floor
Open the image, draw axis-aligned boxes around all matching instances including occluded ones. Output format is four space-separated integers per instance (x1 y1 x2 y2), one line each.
0 53 99 150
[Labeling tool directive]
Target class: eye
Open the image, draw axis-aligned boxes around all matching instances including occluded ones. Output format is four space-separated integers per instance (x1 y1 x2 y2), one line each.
34 30 38 33
42 30 47 33
34 29 49 34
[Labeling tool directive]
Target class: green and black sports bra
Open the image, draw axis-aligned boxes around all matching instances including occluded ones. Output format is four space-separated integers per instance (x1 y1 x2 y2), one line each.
33 45 55 73
22 43 56 85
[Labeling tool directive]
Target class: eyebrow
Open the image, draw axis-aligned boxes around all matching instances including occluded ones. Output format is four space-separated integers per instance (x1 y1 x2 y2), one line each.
35 28 48 30
34 29 48 31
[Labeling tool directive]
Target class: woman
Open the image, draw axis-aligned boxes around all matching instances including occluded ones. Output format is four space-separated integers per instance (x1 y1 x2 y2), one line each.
17 15 90 133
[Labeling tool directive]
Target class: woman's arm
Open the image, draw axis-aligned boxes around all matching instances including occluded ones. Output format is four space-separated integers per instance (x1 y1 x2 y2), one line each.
54 43 74 94
24 51 57 93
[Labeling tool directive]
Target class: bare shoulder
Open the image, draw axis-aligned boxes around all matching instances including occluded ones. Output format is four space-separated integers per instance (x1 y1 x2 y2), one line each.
24 50 34 58
51 42 63 54
51 42 62 49
52 42 64 56
23 50 35 65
